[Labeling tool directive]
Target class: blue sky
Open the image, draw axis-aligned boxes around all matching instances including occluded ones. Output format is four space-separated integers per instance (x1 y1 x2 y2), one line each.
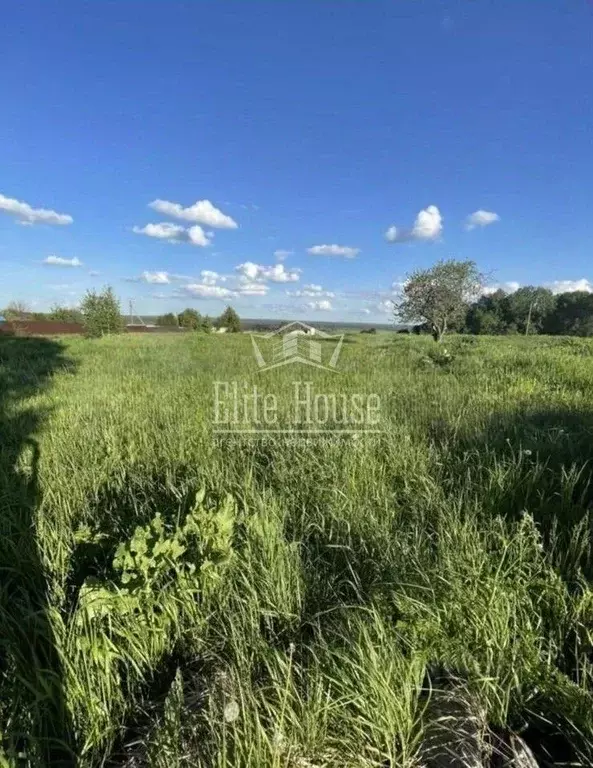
1 1 593 321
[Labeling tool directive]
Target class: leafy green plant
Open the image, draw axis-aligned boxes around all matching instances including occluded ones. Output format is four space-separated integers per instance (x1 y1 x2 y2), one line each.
112 489 235 597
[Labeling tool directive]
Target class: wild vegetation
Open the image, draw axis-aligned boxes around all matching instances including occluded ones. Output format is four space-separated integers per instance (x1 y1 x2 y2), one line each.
2 331 593 765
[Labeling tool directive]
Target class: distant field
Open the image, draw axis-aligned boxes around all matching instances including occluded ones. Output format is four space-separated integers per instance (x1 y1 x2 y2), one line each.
2 332 593 765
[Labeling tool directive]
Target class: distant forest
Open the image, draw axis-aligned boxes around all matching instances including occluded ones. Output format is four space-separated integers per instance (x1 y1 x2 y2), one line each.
457 286 593 336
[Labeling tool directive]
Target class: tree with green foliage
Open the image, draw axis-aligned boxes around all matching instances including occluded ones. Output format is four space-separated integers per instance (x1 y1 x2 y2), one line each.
201 315 213 333
81 286 124 338
177 308 202 330
395 259 482 342
156 312 178 327
50 305 84 324
505 286 555 335
543 291 593 336
218 305 241 333
464 289 510 335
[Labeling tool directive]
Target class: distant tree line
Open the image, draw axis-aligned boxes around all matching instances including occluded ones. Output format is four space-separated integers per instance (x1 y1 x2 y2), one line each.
462 286 593 336
156 305 241 332
395 259 593 340
410 286 593 338
2 292 242 337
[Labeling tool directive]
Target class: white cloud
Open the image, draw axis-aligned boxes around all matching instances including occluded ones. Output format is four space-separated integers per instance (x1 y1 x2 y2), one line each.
391 280 409 295
307 299 333 311
482 281 520 295
132 222 212 247
236 262 301 283
274 249 293 262
133 222 186 241
547 279 593 294
465 209 500 230
200 270 225 285
89 270 100 277
141 271 170 284
377 299 394 314
288 283 335 298
149 199 237 229
307 244 360 258
0 193 73 226
43 255 82 267
187 225 211 246
481 279 593 297
385 205 442 244
183 284 235 299
360 308 372 315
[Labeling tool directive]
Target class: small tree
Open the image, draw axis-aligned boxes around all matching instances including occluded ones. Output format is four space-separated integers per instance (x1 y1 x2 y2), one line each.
395 259 482 342
178 308 202 330
156 312 178 327
218 306 241 333
2 301 30 320
81 287 124 338
201 315 213 333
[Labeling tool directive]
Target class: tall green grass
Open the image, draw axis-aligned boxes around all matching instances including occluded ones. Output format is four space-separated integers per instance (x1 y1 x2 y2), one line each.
1 332 593 765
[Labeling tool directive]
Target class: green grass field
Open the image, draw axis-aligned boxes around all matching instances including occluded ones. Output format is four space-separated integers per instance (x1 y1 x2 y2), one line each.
2 331 593 765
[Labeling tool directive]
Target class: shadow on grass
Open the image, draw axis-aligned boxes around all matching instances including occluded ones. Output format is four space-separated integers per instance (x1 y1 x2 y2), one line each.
0 336 76 766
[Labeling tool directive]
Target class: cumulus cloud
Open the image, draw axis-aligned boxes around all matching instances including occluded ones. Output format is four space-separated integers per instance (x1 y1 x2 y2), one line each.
133 222 186 242
0 193 73 226
307 299 333 311
482 281 520 295
183 284 235 299
89 270 101 277
149 199 237 229
132 222 212 247
465 209 500 230
360 308 372 315
274 249 293 262
141 271 170 284
200 270 226 286
307 244 360 258
43 255 82 267
385 205 442 244
187 225 211 246
235 262 301 283
288 283 335 298
547 279 593 294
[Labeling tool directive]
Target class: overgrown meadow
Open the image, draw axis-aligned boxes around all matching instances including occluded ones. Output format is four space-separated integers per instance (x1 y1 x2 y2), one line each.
2 331 593 766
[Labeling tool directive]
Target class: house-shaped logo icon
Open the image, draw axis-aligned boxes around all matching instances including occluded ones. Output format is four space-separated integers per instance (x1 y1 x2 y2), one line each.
251 322 344 372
